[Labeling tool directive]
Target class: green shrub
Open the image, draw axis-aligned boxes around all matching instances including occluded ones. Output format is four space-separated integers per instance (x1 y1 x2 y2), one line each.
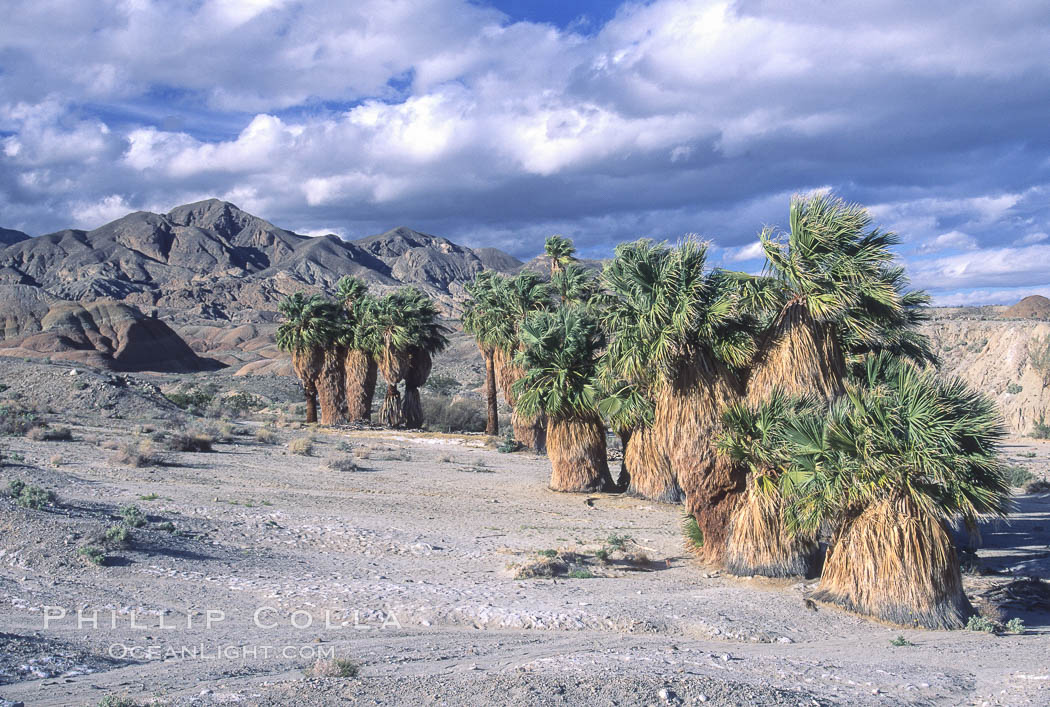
119 504 147 528
254 427 278 445
1005 617 1025 634
78 545 106 566
305 657 360 678
682 513 704 551
497 433 521 453
156 521 176 532
104 524 132 546
1006 383 1023 395
567 569 595 579
966 615 999 633
98 694 140 706
0 404 39 436
166 387 215 413
1032 416 1050 440
1005 465 1035 488
7 480 55 509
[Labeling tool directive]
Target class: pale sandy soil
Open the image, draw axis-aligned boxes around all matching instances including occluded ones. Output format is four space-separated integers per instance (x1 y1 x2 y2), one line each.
0 398 1048 705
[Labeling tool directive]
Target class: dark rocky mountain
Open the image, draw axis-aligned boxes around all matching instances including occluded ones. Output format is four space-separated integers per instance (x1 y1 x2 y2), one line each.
0 199 526 373
0 199 523 318
0 227 30 247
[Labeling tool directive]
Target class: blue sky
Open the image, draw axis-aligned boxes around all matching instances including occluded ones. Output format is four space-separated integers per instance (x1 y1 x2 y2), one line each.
2 0 1050 305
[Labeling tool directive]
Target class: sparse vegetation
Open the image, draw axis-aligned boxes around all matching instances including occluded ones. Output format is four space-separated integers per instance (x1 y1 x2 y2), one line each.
156 521 176 532
682 514 704 552
254 427 278 444
6 479 55 509
1005 617 1025 634
890 635 914 647
1006 382 1023 395
166 385 216 414
1027 334 1050 385
422 394 486 433
27 424 73 441
112 440 162 467
1032 416 1050 440
966 615 999 633
325 454 358 472
104 524 132 546
98 695 141 707
424 374 462 396
0 404 39 436
1005 465 1035 488
165 430 215 452
305 657 360 678
289 437 315 456
78 545 107 566
119 504 147 528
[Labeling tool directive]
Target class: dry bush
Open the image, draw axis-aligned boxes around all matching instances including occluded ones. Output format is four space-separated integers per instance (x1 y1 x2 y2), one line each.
422 394 486 433
289 437 314 456
50 453 63 467
438 453 454 463
254 427 278 445
513 555 569 579
27 424 73 441
111 440 162 467
325 454 358 472
165 431 214 453
354 446 372 459
305 657 359 678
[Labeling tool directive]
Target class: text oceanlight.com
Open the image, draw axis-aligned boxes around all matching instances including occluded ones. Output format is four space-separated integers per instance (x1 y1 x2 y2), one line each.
107 643 338 661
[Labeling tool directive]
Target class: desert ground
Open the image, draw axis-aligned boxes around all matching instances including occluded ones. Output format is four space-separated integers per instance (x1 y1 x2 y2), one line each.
0 359 1049 706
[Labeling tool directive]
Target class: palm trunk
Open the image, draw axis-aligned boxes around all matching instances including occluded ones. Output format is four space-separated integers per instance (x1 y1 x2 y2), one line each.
746 303 846 403
625 424 681 503
658 354 745 565
546 413 615 493
402 347 432 430
317 345 348 425
495 347 546 452
724 484 819 578
292 347 323 424
481 346 498 436
812 497 972 629
378 344 410 428
345 348 377 422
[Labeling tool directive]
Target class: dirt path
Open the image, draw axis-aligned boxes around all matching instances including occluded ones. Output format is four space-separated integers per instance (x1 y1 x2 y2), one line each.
1 425 1048 706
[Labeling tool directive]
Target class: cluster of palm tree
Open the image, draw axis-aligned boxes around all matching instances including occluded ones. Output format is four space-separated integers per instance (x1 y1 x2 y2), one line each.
463 193 1012 629
277 277 449 428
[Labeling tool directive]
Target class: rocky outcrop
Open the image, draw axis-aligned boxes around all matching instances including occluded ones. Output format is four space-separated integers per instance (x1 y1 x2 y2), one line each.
0 284 220 372
1003 295 1050 320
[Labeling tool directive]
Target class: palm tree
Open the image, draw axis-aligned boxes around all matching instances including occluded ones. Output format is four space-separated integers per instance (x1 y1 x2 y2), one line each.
779 355 1011 629
514 306 615 492
463 271 505 436
373 287 449 428
492 270 551 452
336 276 381 422
313 300 350 425
544 234 576 275
716 389 821 577
550 262 599 305
739 193 929 404
276 293 333 424
600 239 755 564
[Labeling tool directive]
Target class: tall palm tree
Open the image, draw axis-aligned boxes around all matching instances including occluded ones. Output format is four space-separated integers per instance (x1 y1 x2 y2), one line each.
492 270 551 452
739 193 928 404
779 355 1011 629
717 389 822 577
373 287 449 428
276 292 333 424
336 276 381 422
514 306 615 493
600 239 755 564
544 234 576 275
550 262 598 305
463 271 505 436
313 300 350 425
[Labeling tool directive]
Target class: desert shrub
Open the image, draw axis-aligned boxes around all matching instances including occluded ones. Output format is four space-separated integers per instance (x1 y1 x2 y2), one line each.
325 455 358 472
254 427 278 444
422 394 486 433
7 480 55 509
1006 383 1023 395
166 386 215 414
966 615 999 633
119 504 147 528
966 338 988 354
438 453 454 463
78 545 107 565
289 437 314 456
424 374 462 396
890 635 914 646
156 521 176 532
497 433 521 453
335 439 353 453
1026 479 1050 494
355 446 372 459
305 657 359 678
111 440 162 467
27 424 73 441
1005 465 1035 488
165 431 214 453
211 391 263 418
1032 416 1050 440
0 404 39 436
104 524 132 546
567 569 595 579
98 696 141 707
1005 617 1026 634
